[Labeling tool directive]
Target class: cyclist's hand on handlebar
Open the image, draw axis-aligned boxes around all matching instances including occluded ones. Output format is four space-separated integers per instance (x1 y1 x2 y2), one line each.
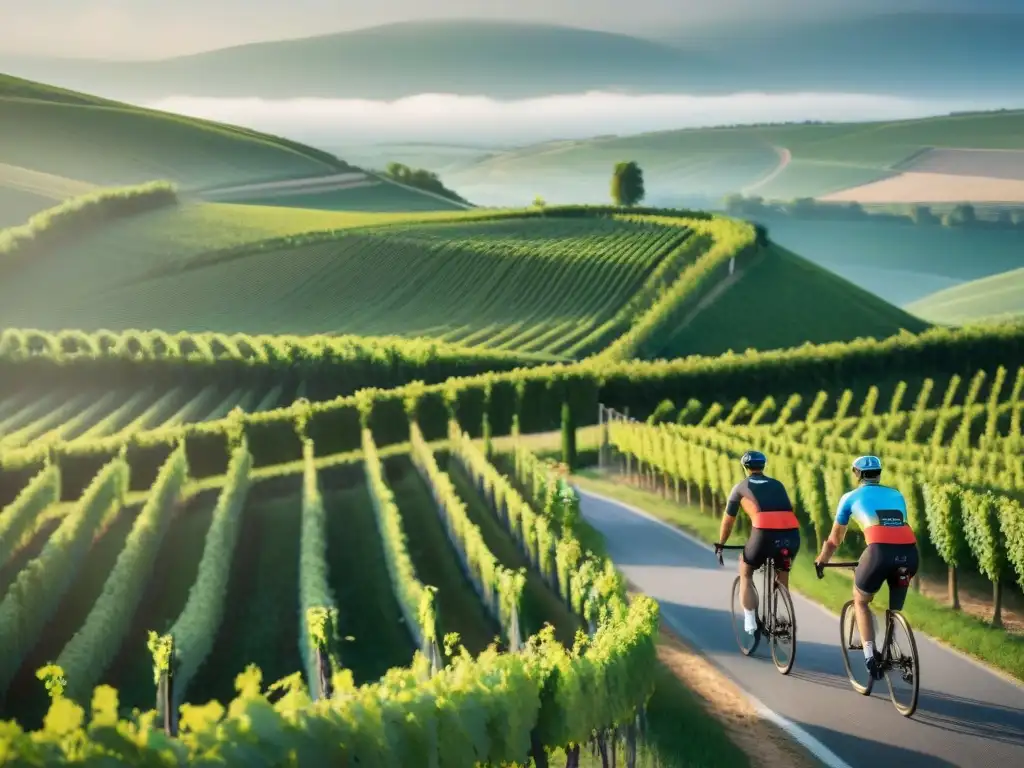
814 561 825 579
714 542 724 565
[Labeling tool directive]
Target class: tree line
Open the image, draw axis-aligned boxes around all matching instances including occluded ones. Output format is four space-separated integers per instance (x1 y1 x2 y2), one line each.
724 193 1024 231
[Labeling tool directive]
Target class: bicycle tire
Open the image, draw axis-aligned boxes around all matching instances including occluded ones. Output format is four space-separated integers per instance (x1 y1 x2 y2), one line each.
770 582 797 674
839 601 873 695
884 611 921 717
730 576 760 656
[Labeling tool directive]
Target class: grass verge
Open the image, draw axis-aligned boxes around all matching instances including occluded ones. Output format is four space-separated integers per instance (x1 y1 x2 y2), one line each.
324 484 416 684
573 470 1024 683
104 497 216 712
384 455 500 655
186 486 302 706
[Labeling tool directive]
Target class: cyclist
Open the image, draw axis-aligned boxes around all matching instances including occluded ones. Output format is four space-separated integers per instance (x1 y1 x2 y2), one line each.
715 450 801 636
814 455 919 680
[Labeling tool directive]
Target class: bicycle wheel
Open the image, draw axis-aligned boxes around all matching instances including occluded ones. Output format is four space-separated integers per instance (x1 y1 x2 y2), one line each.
730 576 760 655
884 611 921 717
770 582 797 674
839 601 874 695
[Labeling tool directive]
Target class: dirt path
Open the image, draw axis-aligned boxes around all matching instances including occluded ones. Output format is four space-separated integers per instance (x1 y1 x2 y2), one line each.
670 249 765 336
742 146 792 195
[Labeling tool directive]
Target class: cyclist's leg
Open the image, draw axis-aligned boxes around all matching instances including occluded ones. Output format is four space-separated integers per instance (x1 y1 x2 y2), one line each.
773 529 800 590
740 528 766 632
886 544 920 612
854 545 887 677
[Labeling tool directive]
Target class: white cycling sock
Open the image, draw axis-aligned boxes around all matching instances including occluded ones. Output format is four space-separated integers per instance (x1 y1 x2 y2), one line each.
863 640 875 660
743 608 757 633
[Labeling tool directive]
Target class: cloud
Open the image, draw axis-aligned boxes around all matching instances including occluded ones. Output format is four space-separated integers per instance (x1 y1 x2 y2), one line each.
147 90 1001 146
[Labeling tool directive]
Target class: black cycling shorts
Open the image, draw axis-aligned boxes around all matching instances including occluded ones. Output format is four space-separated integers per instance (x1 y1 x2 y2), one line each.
743 528 800 571
855 544 919 609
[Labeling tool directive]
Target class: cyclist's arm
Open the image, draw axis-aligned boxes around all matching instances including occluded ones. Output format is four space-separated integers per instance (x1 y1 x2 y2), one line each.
718 483 743 544
816 492 852 564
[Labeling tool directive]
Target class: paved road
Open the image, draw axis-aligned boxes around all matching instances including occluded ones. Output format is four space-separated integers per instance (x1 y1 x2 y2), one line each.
578 488 1024 768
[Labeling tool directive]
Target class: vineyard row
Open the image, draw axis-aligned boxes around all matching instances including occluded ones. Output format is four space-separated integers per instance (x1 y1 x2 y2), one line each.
1 429 659 766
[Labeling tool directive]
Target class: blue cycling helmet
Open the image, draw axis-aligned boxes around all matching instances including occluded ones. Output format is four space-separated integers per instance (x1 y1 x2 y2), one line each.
852 455 882 473
740 450 766 470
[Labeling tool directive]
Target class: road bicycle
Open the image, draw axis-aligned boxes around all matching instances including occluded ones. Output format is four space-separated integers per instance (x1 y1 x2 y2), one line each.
816 561 921 717
716 543 797 674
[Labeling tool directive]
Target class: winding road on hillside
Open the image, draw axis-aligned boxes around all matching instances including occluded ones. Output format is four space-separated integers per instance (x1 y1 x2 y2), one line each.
577 488 1024 768
742 145 792 195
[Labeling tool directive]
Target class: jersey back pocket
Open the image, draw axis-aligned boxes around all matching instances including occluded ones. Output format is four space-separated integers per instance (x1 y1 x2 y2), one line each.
876 509 905 527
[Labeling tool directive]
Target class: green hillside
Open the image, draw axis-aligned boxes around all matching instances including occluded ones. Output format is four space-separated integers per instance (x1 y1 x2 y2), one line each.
907 267 1024 325
0 74 342 191
0 74 461 223
650 244 930 358
0 212 695 354
448 111 1024 206
752 217 1024 308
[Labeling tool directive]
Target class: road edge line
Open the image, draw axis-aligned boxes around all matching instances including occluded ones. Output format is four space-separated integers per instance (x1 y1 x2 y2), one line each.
574 485 1024 693
656 610 854 768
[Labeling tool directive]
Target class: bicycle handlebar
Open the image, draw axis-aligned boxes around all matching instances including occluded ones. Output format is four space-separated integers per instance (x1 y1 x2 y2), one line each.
714 543 745 566
814 561 859 579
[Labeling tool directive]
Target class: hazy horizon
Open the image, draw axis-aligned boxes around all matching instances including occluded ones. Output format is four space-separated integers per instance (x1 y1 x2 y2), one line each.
2 0 1018 59
147 90 1013 148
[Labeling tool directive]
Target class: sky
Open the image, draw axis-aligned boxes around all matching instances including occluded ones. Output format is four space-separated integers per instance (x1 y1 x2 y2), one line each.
2 0 1018 59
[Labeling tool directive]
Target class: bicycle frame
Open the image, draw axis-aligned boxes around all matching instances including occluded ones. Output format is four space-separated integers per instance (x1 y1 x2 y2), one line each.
816 560 921 716
718 544 778 631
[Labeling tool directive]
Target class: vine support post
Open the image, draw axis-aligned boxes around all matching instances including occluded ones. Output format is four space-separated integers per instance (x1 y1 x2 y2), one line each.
154 635 178 737
315 645 333 700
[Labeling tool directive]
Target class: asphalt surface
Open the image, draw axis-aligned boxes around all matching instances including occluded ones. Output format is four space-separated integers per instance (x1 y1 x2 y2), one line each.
577 488 1024 768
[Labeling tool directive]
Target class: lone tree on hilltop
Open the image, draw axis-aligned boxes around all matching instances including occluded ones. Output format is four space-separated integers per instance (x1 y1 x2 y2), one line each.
611 161 645 206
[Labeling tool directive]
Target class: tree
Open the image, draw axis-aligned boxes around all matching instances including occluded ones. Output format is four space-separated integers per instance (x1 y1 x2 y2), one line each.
611 161 645 206
943 203 977 228
908 205 939 225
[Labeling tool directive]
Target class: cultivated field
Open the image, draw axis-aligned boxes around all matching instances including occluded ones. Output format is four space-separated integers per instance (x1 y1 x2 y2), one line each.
1 322 1023 763
0 203 930 359
821 172 1024 204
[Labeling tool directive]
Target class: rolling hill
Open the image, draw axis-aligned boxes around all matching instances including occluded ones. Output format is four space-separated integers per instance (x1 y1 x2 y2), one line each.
658 12 1024 99
646 243 929 359
906 267 1024 325
3 13 1023 102
0 73 466 224
446 110 1024 207
0 20 728 102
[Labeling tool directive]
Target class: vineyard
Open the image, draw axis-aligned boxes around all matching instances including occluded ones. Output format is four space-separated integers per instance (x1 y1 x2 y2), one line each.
0 208 744 355
0 318 1021 762
0 304 1020 763
2 151 1024 764
604 364 1024 629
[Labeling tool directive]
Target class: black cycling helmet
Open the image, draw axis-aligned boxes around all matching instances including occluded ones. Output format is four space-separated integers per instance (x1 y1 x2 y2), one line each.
740 450 766 471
